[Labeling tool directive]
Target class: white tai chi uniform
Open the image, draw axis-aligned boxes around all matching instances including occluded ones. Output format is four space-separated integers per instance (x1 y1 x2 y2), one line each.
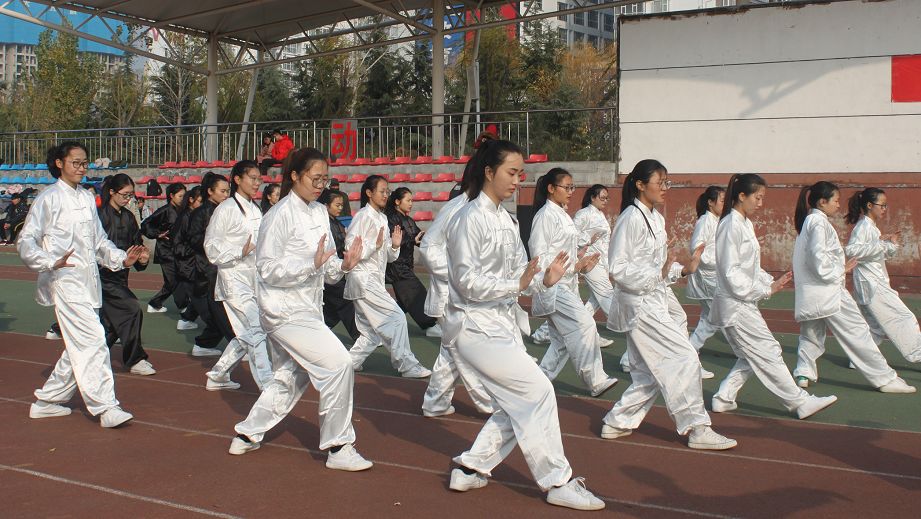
529 201 611 393
846 216 921 363
687 211 722 350
234 194 357 449
710 209 810 411
345 204 426 374
602 200 711 436
792 209 898 387
18 180 128 416
204 192 273 390
419 193 494 415
448 192 572 491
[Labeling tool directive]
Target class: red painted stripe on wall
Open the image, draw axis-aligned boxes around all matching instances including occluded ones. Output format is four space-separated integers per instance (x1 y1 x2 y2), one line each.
892 55 921 102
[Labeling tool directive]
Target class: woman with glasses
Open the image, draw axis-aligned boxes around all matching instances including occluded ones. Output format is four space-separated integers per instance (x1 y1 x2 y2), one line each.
319 189 360 342
529 169 616 398
344 175 431 378
19 142 140 428
229 148 373 472
845 188 921 365
203 160 274 392
141 183 186 313
600 159 737 451
98 174 155 376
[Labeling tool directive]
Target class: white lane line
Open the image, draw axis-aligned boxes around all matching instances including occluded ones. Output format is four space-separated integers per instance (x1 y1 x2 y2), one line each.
0 463 243 519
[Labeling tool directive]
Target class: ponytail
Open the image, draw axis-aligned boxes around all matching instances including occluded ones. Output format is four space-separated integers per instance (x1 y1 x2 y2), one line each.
463 131 524 200
582 184 607 208
721 173 766 219
620 159 666 214
360 175 387 208
386 186 412 214
280 147 327 198
695 185 725 218
795 181 838 234
533 168 571 211
229 160 259 196
100 173 134 207
845 187 885 225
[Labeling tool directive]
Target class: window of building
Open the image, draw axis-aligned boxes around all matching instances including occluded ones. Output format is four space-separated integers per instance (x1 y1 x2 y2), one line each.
574 11 584 26
588 11 598 29
620 2 645 15
557 2 568 21
588 35 598 48
558 28 568 43
650 0 669 12
603 14 615 32
573 31 584 42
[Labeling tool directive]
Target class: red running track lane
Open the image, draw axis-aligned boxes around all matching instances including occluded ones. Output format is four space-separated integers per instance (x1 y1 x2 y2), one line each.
1 333 919 518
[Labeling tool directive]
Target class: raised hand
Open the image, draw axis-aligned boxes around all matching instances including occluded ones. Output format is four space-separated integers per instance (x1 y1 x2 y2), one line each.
391 225 403 248
543 251 571 288
415 230 426 245
343 236 363 271
138 245 151 265
375 227 385 249
123 245 145 267
157 231 170 240
845 257 859 273
314 234 336 269
576 252 601 273
681 244 706 276
242 235 256 257
771 271 793 294
53 249 75 270
519 257 540 292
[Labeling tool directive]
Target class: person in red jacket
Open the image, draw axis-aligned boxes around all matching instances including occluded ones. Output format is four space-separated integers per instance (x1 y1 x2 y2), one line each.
259 130 294 174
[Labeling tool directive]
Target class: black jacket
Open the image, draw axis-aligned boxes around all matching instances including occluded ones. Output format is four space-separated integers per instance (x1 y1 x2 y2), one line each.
385 209 422 283
171 208 197 280
188 200 219 283
98 203 146 285
5 200 29 226
141 203 179 264
329 215 347 259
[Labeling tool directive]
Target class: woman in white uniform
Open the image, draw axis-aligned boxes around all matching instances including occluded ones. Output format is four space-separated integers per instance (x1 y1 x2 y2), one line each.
228 148 373 471
845 188 921 364
529 169 617 397
792 181 914 393
204 160 274 391
345 175 430 378
600 159 736 450
709 174 838 418
445 135 604 511
19 142 140 428
685 186 724 380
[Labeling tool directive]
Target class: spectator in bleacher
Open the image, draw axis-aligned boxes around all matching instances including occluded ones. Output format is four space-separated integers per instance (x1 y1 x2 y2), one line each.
258 130 293 175
256 133 273 165
1 193 30 244
384 187 439 336
172 185 204 332
329 177 351 216
97 174 155 376
319 188 360 342
136 196 151 222
260 183 281 215
141 183 186 313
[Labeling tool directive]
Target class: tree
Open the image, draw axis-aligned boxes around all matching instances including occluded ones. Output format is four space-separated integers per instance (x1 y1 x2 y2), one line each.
150 33 205 130
401 41 433 116
95 64 152 130
354 30 404 118
251 67 299 122
295 37 353 120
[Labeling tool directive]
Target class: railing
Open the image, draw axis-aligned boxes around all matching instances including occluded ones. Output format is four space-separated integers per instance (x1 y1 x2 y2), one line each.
0 107 616 167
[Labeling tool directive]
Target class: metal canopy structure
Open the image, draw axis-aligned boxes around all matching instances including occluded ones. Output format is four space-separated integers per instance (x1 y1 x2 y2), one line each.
0 0 675 158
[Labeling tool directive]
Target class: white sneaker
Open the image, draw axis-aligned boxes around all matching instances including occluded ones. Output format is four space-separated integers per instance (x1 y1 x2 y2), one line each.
45 329 61 340
848 361 856 369
325 444 373 471
449 468 488 492
597 336 614 348
620 363 631 373
402 365 432 379
422 405 455 418
177 319 199 330
711 396 737 413
700 367 715 380
796 395 838 419
546 477 605 511
29 401 71 419
353 363 364 372
879 377 917 394
100 407 133 428
178 307 188 314
146 304 167 313
688 426 737 450
191 345 222 357
531 333 550 345
425 323 443 338
600 424 632 439
229 435 261 455
796 376 810 388
129 359 156 376
206 375 241 391
590 377 618 398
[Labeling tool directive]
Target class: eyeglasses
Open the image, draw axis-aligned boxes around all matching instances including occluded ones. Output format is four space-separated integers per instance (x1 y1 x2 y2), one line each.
377 188 392 195
553 184 576 193
70 160 90 170
871 202 888 209
114 191 134 200
242 174 261 183
651 179 672 190
310 175 330 189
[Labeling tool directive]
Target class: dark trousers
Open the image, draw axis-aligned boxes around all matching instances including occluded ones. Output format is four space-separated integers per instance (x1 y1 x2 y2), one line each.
149 261 178 309
323 281 360 341
100 280 148 368
391 275 437 330
259 158 282 175
191 274 236 348
174 279 199 321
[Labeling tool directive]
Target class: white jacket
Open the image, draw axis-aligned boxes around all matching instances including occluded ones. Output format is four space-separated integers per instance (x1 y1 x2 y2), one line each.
419 193 469 318
528 201 579 316
17 180 126 308
710 209 774 328
573 204 611 271
255 193 345 333
607 200 683 333
686 211 719 301
793 209 846 321
344 204 399 300
204 192 262 302
845 216 898 306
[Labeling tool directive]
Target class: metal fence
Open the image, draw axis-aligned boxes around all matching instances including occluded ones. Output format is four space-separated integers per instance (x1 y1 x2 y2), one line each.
0 107 615 167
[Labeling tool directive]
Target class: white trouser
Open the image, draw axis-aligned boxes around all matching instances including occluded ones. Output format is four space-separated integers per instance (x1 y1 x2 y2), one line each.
537 287 610 392
208 293 273 390
794 290 897 388
349 287 422 373
714 304 809 411
35 299 119 416
859 285 921 363
235 322 356 450
689 299 720 351
422 319 494 415
454 327 572 491
583 263 614 316
532 302 608 347
621 290 689 370
603 311 710 435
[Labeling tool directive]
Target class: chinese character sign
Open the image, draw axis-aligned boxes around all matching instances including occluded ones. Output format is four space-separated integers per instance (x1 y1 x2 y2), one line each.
330 119 358 161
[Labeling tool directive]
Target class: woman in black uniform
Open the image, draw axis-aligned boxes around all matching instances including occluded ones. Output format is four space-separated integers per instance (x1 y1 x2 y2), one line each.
142 182 186 313
319 189 360 342
172 185 203 333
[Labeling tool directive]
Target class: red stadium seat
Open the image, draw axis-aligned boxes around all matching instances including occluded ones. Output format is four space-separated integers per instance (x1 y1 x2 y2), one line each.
413 191 432 201
261 175 273 183
390 173 411 183
454 173 464 182
209 160 226 168
434 173 455 183
525 153 549 163
412 211 434 221
413 155 433 164
187 175 203 183
170 175 187 184
347 174 368 183
333 157 351 166
348 191 360 201
134 191 146 200
372 157 391 166
138 175 153 184
432 191 450 202
393 156 411 165
158 161 178 169
454 155 471 164
272 174 282 183
333 174 348 182
156 175 171 184
352 157 371 166
193 160 209 168
434 155 454 164
410 173 432 183
177 161 195 168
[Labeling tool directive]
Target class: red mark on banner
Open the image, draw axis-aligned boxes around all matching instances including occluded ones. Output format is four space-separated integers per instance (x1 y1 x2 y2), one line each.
892 55 921 102
331 120 358 161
